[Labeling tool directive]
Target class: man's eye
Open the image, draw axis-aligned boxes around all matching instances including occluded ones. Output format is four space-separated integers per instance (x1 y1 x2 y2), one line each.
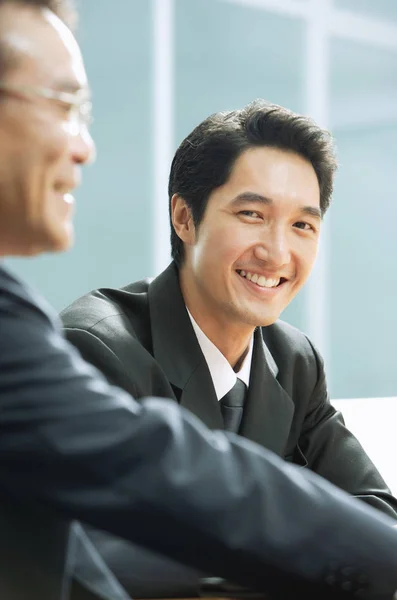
294 221 314 231
239 210 261 219
56 102 74 119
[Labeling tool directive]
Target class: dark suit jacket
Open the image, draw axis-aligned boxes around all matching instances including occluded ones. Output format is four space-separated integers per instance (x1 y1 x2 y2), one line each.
0 501 70 600
3 263 397 600
61 263 397 597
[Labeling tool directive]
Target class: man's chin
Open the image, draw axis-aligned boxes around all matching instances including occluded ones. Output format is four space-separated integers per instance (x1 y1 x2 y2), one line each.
256 316 280 328
236 308 281 329
53 227 74 253
38 223 75 256
249 306 283 328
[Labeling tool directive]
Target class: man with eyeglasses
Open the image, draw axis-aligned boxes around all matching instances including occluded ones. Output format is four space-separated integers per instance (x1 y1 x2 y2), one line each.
1 1 397 600
0 81 92 127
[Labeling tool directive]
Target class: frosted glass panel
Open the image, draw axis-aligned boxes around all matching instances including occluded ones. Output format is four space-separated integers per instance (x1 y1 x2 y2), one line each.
329 36 397 398
334 0 397 22
175 0 307 330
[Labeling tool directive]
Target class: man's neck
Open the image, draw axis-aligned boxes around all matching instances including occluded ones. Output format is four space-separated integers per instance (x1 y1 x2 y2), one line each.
190 308 253 369
179 270 254 369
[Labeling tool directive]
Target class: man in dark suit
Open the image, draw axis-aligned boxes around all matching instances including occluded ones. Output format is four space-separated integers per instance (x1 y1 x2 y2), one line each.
2 1 397 600
62 102 397 595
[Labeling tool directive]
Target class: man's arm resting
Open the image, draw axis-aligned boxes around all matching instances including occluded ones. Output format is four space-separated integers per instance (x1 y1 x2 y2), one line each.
2 293 397 599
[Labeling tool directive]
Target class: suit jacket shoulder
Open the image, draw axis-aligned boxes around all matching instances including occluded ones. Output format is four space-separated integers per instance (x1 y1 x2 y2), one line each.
62 278 151 344
61 278 173 399
264 318 320 373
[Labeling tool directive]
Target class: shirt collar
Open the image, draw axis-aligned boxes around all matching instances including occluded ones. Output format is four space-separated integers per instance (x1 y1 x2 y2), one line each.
187 308 253 401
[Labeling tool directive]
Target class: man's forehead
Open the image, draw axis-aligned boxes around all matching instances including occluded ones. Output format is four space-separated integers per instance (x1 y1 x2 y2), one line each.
0 4 87 88
229 147 320 188
212 147 321 208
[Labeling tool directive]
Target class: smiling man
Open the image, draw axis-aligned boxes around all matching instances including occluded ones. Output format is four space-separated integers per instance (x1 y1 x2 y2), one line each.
0 2 93 257
62 102 397 596
5 2 397 600
173 144 321 367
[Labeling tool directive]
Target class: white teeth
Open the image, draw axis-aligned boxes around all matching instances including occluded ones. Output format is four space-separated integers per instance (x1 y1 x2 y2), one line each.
257 276 267 287
239 270 280 288
64 193 74 204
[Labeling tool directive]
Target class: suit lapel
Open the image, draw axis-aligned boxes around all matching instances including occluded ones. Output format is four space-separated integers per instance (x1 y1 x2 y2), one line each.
239 328 294 457
148 263 223 430
148 264 294 445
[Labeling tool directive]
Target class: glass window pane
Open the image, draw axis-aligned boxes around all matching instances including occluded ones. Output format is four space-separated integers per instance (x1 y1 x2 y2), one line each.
333 0 397 23
329 37 397 398
175 0 307 330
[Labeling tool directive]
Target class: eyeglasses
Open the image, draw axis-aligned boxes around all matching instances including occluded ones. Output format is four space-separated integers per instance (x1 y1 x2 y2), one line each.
0 82 93 135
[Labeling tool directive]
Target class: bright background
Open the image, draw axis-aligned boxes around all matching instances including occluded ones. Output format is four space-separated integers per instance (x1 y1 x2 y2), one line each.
8 0 397 400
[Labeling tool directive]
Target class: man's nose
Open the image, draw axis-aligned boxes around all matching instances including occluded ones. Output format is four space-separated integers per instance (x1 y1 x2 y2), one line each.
71 127 96 165
253 229 291 267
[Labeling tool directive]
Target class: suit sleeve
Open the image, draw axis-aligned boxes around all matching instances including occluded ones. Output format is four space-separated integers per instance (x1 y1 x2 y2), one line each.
2 281 397 600
299 339 397 520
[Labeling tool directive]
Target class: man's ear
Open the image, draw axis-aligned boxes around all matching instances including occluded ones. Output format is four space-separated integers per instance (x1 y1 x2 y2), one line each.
171 194 196 245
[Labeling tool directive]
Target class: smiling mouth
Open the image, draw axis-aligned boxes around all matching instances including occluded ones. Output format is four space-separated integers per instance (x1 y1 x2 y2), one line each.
236 269 287 289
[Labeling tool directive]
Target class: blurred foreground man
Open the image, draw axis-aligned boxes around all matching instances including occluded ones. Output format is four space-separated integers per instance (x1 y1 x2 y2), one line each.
63 103 397 595
1 1 397 600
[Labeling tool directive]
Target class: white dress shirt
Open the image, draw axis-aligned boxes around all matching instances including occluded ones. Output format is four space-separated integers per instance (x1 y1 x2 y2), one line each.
187 309 253 401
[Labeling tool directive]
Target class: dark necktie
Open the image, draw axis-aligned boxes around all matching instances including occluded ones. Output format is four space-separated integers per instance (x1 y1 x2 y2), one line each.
219 378 247 433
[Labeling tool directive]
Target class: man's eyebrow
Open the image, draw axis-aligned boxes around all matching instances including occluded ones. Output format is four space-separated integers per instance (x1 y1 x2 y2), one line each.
230 192 273 206
301 206 322 220
231 192 322 220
